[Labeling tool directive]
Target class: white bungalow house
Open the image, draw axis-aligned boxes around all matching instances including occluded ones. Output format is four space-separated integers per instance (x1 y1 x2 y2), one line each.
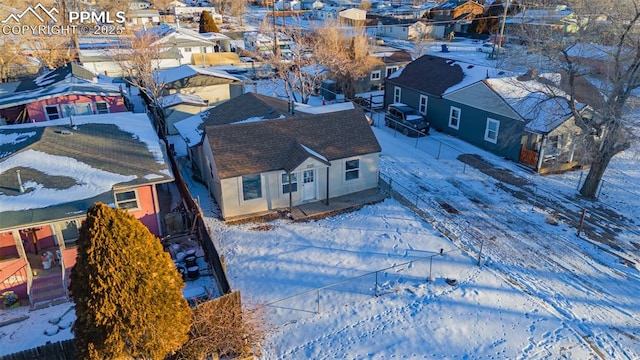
173 92 381 220
139 25 233 66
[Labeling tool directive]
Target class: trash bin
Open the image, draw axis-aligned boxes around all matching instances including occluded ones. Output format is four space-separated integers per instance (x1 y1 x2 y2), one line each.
441 44 449 53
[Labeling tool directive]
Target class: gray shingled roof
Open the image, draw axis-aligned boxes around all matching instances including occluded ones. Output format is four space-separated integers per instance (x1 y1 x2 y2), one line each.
15 63 97 92
0 115 173 230
385 55 465 97
205 107 381 179
203 92 294 126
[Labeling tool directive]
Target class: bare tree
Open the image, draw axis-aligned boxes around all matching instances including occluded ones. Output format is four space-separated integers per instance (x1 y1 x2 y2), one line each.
176 291 271 360
312 20 382 100
521 0 639 198
258 22 326 104
112 33 168 135
27 36 75 70
228 0 247 25
209 0 233 15
0 37 30 82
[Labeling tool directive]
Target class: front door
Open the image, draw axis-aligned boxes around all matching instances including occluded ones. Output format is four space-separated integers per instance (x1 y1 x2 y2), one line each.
302 169 316 201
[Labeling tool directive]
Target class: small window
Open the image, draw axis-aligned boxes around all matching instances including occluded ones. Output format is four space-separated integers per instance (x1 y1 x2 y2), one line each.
57 220 80 245
183 47 192 52
242 174 262 201
449 106 461 130
419 95 428 115
484 118 500 144
345 159 360 181
386 66 398 77
548 134 563 148
281 173 298 194
95 101 109 114
44 105 61 120
370 70 381 80
393 86 401 103
115 190 140 210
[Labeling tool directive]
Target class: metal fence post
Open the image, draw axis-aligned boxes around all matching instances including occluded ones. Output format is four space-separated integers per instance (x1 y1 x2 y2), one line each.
477 239 484 266
436 142 442 159
317 290 320 314
375 271 378 297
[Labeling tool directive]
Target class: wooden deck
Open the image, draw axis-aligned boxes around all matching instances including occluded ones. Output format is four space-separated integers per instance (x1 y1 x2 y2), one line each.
290 188 387 221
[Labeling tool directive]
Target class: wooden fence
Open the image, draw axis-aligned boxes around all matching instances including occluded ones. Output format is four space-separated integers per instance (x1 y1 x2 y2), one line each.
0 340 75 360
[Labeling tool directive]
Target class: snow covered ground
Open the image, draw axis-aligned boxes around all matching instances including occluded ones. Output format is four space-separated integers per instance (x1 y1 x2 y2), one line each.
2 37 640 359
191 119 640 359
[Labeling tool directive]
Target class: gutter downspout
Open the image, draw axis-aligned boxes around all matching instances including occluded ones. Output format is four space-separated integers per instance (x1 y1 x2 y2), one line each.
288 172 293 213
152 183 163 237
325 167 330 206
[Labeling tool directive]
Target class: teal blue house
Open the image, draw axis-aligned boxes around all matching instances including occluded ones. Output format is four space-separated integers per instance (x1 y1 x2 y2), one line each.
384 55 597 173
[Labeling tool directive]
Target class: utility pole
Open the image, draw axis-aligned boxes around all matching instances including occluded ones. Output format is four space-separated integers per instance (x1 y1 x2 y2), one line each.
272 3 279 56
494 0 509 59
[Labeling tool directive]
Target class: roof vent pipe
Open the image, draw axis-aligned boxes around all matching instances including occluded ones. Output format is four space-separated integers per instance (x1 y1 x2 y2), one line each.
16 170 24 193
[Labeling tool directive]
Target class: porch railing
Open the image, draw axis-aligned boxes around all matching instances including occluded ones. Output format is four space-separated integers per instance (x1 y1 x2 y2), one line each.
0 263 28 291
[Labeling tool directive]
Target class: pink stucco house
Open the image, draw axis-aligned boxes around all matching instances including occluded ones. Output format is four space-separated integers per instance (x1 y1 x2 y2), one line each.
0 113 174 309
0 63 129 125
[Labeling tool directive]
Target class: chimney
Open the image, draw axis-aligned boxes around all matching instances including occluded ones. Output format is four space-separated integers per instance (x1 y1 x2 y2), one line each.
16 170 24 193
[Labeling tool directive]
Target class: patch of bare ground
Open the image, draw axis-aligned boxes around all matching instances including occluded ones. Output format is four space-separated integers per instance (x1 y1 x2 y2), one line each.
459 153 632 250
457 154 531 187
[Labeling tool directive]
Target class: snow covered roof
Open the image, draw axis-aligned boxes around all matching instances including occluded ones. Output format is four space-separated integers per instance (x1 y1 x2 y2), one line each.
0 112 173 230
154 65 241 84
295 102 354 115
484 75 587 133
15 63 98 92
387 55 513 97
174 111 209 147
0 83 123 109
158 93 207 108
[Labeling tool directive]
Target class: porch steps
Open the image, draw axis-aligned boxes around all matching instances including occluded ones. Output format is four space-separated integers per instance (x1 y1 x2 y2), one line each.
30 271 68 309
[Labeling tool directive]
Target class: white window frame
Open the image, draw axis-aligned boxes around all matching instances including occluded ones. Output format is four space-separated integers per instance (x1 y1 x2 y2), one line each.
484 118 500 144
115 189 140 210
386 66 398 77
393 86 401 104
345 158 360 181
281 172 298 194
95 101 110 114
44 105 61 120
448 106 461 130
370 70 381 80
419 95 428 115
241 174 262 201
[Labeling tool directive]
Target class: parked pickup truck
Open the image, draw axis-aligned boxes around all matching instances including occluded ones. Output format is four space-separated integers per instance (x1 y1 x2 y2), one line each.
384 103 430 136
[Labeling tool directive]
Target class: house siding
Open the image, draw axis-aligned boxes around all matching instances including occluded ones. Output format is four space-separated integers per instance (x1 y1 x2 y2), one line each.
440 100 525 161
25 94 127 122
122 184 163 236
167 84 233 106
385 80 525 161
163 103 206 135
214 153 380 220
